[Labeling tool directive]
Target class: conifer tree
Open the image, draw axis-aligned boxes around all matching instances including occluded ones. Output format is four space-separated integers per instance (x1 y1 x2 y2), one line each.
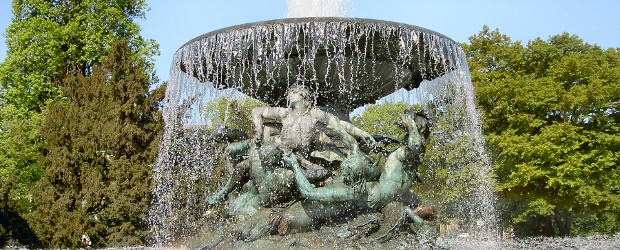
32 41 165 248
0 1 158 246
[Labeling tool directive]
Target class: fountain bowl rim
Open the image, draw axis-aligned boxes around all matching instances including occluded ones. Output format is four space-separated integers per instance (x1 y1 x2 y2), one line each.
177 17 455 52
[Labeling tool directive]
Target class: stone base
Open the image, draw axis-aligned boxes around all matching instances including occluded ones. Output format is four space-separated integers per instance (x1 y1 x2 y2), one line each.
185 221 441 250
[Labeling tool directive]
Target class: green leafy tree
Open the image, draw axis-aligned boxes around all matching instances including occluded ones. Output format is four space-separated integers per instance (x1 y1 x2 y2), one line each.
351 101 410 140
416 100 491 228
0 0 158 115
0 113 43 213
0 113 43 247
31 41 165 248
462 26 620 236
205 95 267 136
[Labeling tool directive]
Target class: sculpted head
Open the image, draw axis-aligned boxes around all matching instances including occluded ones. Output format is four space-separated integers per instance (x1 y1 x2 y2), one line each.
287 85 312 111
400 109 431 140
258 143 283 167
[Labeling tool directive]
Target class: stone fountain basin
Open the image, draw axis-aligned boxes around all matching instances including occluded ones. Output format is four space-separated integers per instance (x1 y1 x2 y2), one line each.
176 17 458 111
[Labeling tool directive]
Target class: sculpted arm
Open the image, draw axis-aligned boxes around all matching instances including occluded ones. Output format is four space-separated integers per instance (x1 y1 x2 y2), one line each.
402 114 423 157
251 107 286 143
314 110 361 155
283 152 356 202
338 120 377 149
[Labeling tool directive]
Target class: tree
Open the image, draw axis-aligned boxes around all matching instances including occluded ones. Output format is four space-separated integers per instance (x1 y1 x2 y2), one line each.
204 95 267 137
31 40 165 248
416 100 492 228
0 0 158 115
0 113 43 247
0 113 43 213
462 26 620 236
351 101 410 141
0 1 158 245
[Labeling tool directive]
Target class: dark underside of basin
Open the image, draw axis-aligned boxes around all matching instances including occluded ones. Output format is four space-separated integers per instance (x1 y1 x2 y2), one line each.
176 17 457 111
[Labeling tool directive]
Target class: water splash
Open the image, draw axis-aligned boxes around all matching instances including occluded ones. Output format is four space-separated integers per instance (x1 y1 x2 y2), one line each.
285 0 352 18
148 18 498 247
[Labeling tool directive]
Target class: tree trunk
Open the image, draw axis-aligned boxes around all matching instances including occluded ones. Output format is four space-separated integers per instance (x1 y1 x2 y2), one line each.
554 213 571 237
543 215 555 237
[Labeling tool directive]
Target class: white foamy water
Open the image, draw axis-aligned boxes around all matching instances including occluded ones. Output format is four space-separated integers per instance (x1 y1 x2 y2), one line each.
285 0 352 18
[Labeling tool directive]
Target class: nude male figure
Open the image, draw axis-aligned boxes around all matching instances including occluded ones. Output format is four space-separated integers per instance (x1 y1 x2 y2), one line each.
251 85 376 161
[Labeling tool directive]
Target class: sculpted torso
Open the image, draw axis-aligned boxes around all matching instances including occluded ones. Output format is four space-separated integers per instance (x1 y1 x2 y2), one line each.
249 152 296 207
278 109 326 154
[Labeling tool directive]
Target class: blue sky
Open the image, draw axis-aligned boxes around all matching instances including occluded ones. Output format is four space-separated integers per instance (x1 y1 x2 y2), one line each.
1 0 619 82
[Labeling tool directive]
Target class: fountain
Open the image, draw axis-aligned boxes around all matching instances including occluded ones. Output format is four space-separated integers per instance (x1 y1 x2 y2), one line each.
148 9 498 250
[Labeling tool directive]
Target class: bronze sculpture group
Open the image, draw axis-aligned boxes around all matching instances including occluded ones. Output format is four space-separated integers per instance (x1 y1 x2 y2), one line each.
195 85 438 249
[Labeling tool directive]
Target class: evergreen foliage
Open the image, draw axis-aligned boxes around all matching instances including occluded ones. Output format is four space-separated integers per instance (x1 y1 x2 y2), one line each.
31 41 165 248
462 26 620 236
0 1 159 246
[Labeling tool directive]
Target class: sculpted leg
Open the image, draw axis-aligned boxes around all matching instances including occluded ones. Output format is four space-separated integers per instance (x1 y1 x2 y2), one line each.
278 201 315 235
185 223 238 250
228 188 260 218
235 201 316 243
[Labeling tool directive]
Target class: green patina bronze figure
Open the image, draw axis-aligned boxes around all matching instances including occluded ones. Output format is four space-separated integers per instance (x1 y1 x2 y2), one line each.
251 85 378 161
242 110 435 241
191 107 438 249
205 85 376 216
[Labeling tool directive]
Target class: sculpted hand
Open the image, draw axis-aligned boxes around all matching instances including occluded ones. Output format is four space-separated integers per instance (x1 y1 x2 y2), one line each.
397 114 416 131
204 125 225 142
363 134 379 151
206 193 224 205
252 133 263 145
282 151 298 169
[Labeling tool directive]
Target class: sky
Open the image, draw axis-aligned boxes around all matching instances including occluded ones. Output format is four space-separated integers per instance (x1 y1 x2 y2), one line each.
1 0 619 82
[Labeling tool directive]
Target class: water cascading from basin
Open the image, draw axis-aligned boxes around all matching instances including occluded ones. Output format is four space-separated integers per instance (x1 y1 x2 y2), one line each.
148 17 497 246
